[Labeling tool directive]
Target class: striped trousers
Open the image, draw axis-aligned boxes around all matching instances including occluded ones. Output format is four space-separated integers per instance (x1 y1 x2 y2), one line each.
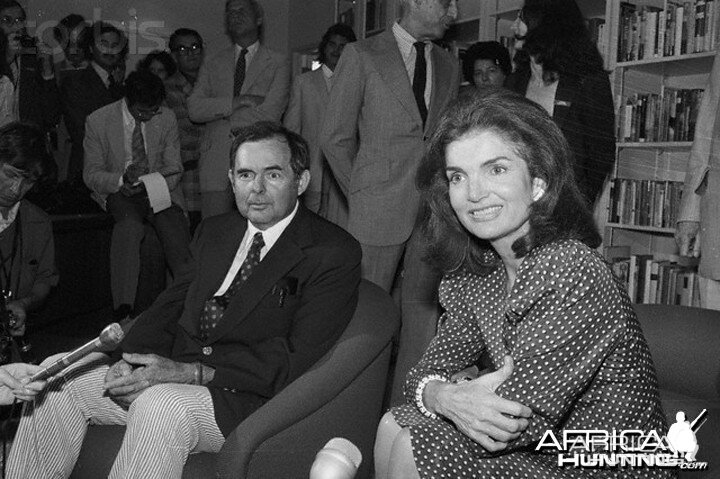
7 353 225 479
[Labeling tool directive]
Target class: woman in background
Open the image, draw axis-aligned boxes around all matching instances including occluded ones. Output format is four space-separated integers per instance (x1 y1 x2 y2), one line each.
0 32 15 127
136 50 176 82
374 90 670 478
462 41 512 90
507 0 615 208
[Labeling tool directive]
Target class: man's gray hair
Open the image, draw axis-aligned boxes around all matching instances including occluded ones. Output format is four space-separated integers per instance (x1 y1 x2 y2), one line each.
225 0 264 20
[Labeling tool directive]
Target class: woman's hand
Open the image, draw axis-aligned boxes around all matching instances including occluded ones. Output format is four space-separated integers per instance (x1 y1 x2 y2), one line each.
0 363 47 405
428 356 533 452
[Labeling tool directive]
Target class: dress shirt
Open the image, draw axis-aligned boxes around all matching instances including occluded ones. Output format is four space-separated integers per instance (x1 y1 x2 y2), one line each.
392 22 432 107
214 201 299 296
0 203 19 234
234 40 260 75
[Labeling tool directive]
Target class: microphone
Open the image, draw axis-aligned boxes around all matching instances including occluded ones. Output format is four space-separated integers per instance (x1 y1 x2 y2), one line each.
28 323 125 382
309 437 362 479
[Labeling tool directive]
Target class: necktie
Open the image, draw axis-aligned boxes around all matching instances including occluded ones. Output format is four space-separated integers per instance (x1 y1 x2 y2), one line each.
412 41 428 127
131 121 149 173
233 48 249 97
199 232 265 339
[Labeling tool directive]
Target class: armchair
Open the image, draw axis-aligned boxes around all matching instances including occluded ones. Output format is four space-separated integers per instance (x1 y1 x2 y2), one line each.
71 279 399 478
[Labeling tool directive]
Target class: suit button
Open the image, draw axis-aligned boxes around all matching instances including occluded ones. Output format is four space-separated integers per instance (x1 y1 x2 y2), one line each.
202 346 213 356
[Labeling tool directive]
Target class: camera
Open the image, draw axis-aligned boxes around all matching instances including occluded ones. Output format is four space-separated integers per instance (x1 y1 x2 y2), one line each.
0 292 34 365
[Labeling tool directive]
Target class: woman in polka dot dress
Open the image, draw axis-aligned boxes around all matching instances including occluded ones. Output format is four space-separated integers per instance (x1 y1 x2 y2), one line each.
374 90 675 479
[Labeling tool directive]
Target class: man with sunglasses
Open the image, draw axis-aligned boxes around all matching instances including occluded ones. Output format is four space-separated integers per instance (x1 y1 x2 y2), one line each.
166 28 205 235
83 70 190 320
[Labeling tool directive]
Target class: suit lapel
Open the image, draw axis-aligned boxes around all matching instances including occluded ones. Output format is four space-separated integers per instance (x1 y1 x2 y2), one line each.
144 114 162 169
109 102 126 168
369 31 422 126
311 68 330 97
242 46 271 94
179 215 247 336
206 208 310 342
425 48 452 134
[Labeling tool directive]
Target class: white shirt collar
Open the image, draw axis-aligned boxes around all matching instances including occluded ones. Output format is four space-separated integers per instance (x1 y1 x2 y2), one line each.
392 22 432 61
247 200 299 255
235 40 260 61
121 99 135 128
0 202 20 234
321 64 333 80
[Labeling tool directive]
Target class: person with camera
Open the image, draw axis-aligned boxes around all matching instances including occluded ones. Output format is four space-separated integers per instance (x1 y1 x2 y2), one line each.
0 0 61 141
0 122 58 362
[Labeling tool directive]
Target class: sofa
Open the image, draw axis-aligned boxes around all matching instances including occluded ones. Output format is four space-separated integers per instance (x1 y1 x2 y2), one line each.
634 304 720 478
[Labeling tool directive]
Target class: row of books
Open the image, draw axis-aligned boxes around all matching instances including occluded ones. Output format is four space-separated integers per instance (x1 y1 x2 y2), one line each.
618 0 719 62
608 250 699 306
607 178 684 228
617 88 703 143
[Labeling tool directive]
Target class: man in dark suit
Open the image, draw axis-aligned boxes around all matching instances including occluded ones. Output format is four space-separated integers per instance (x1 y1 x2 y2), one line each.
61 21 127 184
0 0 61 153
7 122 362 478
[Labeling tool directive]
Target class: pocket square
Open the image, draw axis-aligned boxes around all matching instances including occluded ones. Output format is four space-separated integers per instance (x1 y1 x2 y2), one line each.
554 100 572 107
272 277 298 296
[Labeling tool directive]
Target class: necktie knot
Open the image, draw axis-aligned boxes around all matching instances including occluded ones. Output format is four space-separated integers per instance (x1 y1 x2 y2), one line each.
413 41 425 53
250 231 264 251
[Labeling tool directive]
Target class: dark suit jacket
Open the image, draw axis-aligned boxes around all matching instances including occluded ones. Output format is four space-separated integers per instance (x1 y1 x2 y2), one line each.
507 68 615 205
118 206 362 436
15 54 61 132
60 66 124 169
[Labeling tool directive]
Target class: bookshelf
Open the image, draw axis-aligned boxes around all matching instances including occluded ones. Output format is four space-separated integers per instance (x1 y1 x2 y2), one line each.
604 0 718 306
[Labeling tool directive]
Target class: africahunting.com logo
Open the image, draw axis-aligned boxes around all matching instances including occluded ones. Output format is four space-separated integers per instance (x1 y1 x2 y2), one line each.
536 410 709 471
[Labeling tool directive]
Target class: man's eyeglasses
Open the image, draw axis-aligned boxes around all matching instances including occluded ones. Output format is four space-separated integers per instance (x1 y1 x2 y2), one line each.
0 15 24 26
172 44 203 56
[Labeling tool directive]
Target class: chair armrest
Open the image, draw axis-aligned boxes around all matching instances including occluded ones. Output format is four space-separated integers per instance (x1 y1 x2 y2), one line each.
216 280 399 478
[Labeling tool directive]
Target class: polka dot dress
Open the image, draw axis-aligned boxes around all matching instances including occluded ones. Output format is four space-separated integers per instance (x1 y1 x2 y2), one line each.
392 240 675 478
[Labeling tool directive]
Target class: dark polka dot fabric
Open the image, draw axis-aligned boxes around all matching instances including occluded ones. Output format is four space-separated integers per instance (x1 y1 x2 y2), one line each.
392 239 676 478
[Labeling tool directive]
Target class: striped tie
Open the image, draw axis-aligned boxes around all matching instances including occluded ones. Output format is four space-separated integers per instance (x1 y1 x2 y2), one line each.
199 232 265 340
131 121 149 173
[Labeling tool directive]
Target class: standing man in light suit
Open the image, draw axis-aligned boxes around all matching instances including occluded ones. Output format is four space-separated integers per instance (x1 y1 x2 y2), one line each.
676 50 720 310
188 0 291 219
284 23 357 226
320 0 460 405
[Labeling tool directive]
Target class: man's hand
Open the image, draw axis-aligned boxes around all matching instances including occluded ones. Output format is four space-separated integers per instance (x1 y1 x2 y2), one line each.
431 356 533 453
675 221 701 257
0 363 47 405
6 300 27 336
104 353 194 405
124 163 149 185
119 182 145 197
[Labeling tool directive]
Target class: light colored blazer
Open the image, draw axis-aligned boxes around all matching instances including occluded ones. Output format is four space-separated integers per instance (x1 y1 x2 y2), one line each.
284 68 330 213
678 49 720 279
319 30 460 246
188 44 291 193
83 99 185 209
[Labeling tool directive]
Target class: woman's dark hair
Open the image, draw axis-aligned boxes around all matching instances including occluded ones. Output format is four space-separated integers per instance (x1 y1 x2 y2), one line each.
516 0 605 82
463 41 512 84
53 13 88 44
229 121 309 177
124 70 166 107
417 88 600 275
136 50 177 78
317 23 357 64
0 122 51 181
